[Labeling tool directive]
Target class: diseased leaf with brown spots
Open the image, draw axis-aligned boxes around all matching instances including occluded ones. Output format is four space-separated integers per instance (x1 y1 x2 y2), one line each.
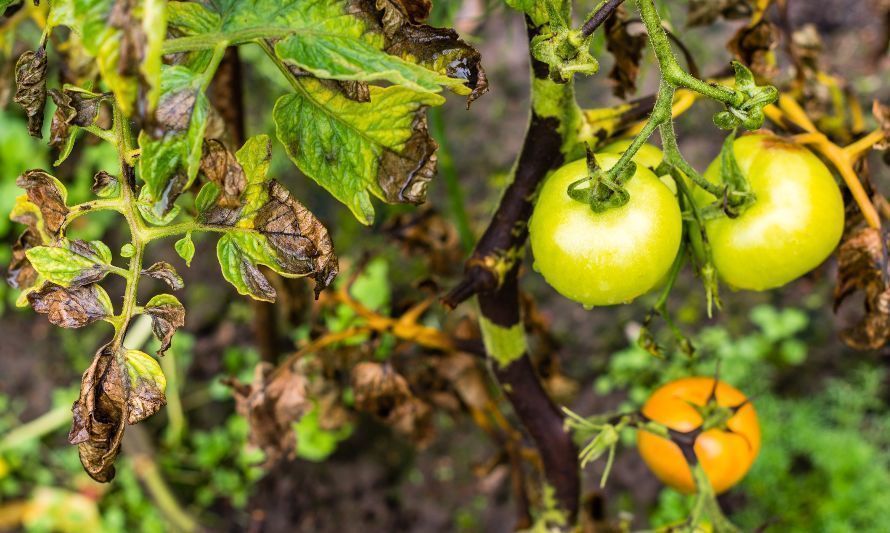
377 111 438 204
16 170 69 236
92 171 121 199
69 344 128 483
728 20 779 79
48 87 104 148
28 283 112 328
834 227 890 349
143 294 185 356
122 349 167 424
337 80 371 102
228 362 310 465
14 47 48 137
199 140 246 208
256 180 340 297
375 0 432 31
7 229 42 290
604 6 646 99
687 0 754 27
141 262 184 291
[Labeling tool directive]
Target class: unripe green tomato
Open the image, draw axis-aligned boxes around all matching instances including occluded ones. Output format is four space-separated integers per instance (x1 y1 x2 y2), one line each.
529 153 682 307
601 140 676 194
694 134 844 291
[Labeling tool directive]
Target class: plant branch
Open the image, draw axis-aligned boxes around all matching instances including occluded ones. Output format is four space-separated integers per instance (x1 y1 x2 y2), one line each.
580 0 626 38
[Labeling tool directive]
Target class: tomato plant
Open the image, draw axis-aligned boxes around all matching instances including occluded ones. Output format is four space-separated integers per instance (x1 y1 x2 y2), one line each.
1 0 889 531
637 377 761 494
529 153 681 306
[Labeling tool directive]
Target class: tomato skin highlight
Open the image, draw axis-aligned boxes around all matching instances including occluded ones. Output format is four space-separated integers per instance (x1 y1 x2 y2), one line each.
528 153 682 307
696 134 844 291
637 377 761 494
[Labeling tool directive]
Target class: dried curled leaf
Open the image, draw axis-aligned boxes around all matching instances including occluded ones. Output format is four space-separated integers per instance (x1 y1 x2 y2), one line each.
144 294 185 356
687 0 753 27
352 362 434 446
28 283 112 328
834 227 890 349
48 87 103 149
69 344 127 482
727 20 779 80
16 170 69 237
604 6 646 99
383 207 462 276
69 343 167 482
142 262 184 291
229 362 310 465
7 229 42 291
377 111 437 204
14 47 48 137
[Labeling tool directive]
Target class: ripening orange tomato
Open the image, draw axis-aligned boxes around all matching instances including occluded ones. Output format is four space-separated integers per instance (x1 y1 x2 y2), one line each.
636 377 760 494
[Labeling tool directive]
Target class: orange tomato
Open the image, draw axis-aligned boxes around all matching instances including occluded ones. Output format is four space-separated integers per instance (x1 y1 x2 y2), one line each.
636 377 760 494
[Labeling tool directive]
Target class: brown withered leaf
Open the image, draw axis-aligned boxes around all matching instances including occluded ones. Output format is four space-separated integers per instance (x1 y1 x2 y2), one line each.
687 0 754 27
728 20 779 79
790 24 822 75
834 227 890 349
377 111 437 204
604 6 646 100
383 207 462 276
144 295 185 356
351 361 434 445
28 283 110 328
7 229 41 290
16 169 69 237
200 140 245 207
229 362 310 465
255 180 339 297
69 344 128 482
141 262 184 291
14 47 48 137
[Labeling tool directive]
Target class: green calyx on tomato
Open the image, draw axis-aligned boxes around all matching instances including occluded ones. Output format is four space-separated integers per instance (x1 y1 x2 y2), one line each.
529 152 682 307
692 133 845 291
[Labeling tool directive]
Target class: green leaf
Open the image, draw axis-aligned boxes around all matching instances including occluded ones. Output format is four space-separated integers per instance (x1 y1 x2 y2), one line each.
274 79 443 224
122 349 167 424
120 243 135 258
92 171 121 199
216 231 279 302
25 240 111 287
174 232 195 267
167 0 461 95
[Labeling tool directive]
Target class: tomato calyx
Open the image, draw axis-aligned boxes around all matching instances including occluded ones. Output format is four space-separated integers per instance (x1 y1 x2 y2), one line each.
566 147 638 213
713 61 779 131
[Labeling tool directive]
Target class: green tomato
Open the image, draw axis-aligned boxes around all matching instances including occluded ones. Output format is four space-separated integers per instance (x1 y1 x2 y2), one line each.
695 134 844 291
529 153 682 307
